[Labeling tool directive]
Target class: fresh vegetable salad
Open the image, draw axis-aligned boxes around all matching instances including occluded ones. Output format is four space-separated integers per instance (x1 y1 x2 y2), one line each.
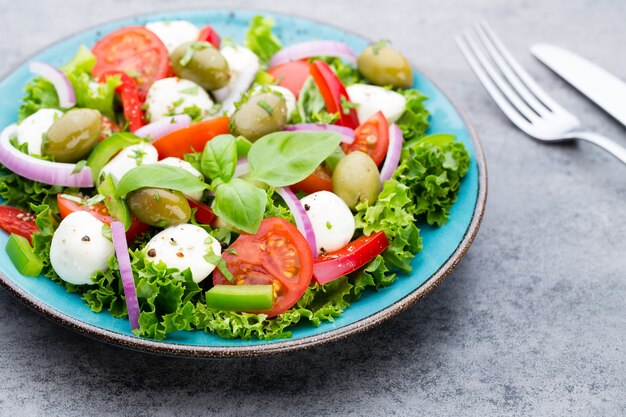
0 16 470 340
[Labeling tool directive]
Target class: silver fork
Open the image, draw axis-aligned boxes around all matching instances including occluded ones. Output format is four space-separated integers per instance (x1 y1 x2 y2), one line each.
456 22 626 165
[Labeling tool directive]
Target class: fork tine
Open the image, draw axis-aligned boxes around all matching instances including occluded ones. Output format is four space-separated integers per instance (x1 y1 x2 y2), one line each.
456 34 533 132
473 23 551 116
477 22 567 113
459 31 540 123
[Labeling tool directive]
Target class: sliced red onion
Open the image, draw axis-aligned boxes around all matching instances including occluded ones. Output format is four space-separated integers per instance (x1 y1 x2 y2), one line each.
284 124 355 144
29 61 76 109
275 187 317 259
110 221 140 331
234 157 250 178
269 40 357 69
0 124 93 188
379 124 403 186
134 114 192 141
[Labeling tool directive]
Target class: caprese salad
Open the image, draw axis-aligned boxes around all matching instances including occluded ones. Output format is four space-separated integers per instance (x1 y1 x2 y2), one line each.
0 15 470 340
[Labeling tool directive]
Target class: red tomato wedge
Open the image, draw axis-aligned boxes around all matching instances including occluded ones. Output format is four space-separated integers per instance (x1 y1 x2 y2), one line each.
198 24 221 48
0 206 39 244
310 60 359 129
92 26 170 101
213 218 314 317
268 60 311 98
57 195 149 243
342 111 390 166
153 117 230 159
292 165 333 194
313 231 389 285
98 71 146 133
100 115 120 141
187 198 216 225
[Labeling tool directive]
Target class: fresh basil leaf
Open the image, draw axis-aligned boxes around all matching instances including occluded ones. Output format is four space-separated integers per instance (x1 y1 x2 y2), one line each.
200 134 238 182
213 178 266 234
248 131 342 187
236 136 253 158
115 165 208 197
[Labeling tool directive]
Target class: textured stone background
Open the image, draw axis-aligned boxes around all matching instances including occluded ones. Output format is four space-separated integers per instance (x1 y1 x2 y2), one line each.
0 0 624 416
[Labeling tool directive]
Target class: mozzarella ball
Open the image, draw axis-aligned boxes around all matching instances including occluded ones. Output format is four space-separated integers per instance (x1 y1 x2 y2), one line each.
346 84 407 124
99 143 158 184
145 224 221 283
300 191 355 255
145 21 200 53
213 45 260 111
156 157 204 201
17 108 63 155
145 77 214 122
50 211 114 285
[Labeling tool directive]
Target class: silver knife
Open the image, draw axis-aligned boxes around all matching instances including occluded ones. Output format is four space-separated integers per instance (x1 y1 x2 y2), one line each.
531 43 626 127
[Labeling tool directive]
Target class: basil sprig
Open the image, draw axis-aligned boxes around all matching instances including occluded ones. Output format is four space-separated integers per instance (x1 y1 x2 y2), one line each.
115 165 209 198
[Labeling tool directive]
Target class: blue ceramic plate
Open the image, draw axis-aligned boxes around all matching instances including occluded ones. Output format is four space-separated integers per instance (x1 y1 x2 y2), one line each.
0 9 486 357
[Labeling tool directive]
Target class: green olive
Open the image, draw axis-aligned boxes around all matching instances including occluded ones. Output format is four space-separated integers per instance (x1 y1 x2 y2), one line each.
44 109 101 163
127 188 191 228
357 45 413 89
170 42 230 90
332 151 380 210
230 93 287 141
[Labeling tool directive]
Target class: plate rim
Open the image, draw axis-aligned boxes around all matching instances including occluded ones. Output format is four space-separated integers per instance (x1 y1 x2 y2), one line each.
0 8 488 358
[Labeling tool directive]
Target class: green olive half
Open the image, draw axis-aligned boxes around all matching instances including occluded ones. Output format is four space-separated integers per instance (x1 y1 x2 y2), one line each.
44 109 101 163
357 44 413 89
230 93 287 141
332 151 380 210
170 42 230 90
127 188 191 228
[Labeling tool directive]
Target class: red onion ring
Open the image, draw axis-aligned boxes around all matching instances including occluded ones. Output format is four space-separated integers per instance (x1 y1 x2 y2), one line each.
233 157 250 178
110 221 140 331
0 124 93 188
269 40 357 69
134 114 192 141
379 124 403 186
29 61 76 109
275 187 317 259
284 124 355 144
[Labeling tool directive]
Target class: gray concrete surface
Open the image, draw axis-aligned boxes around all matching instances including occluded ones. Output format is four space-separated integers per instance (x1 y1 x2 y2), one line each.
0 0 625 416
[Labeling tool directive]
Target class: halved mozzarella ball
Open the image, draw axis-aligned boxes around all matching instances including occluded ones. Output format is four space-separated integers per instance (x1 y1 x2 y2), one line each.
145 21 199 53
17 108 63 155
145 224 221 283
50 211 114 285
346 84 407 124
99 143 158 184
300 191 355 255
157 157 204 201
145 77 214 122
213 45 260 111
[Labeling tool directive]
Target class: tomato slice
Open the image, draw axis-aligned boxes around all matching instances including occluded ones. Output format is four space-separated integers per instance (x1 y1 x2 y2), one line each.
99 115 120 141
92 26 170 101
0 206 40 244
153 117 230 159
198 24 221 48
98 71 146 133
310 60 359 129
57 194 149 242
268 60 311 98
291 165 333 194
313 231 389 285
342 111 389 166
213 218 314 317
187 198 216 225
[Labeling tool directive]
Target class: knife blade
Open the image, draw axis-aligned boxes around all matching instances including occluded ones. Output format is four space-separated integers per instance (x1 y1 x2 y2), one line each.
531 43 626 127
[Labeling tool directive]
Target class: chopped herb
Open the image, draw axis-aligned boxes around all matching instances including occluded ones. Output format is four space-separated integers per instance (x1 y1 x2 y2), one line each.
181 105 203 121
326 221 333 230
204 247 235 282
84 194 105 206
101 224 112 241
129 148 147 165
340 96 359 115
126 70 142 78
71 160 88 174
227 248 238 255
154 191 161 202
371 39 391 54
180 86 200 96
257 99 274 115
179 42 211 66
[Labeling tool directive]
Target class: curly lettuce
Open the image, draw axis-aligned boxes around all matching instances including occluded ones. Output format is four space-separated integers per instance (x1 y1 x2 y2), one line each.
245 16 282 64
395 88 430 142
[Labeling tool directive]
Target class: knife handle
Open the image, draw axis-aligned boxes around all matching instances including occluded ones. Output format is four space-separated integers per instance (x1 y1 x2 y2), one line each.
572 131 626 165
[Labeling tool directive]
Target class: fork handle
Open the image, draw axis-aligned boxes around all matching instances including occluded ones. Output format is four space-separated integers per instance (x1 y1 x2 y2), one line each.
571 132 626 165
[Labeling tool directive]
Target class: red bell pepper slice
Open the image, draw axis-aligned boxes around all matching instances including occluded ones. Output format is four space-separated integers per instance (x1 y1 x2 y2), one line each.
0 206 40 244
98 71 146 133
309 60 360 129
313 231 389 285
187 198 216 225
198 24 221 48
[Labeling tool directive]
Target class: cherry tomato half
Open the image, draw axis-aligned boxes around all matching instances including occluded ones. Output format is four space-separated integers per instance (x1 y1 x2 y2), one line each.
187 198 216 225
213 218 314 317
0 206 39 244
268 60 311 98
57 195 149 243
291 165 333 194
342 111 389 166
92 26 170 101
153 117 230 159
99 115 120 141
198 24 221 48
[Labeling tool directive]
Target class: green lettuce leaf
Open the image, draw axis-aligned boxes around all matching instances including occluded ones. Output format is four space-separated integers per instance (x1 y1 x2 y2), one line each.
245 16 282 64
395 89 429 142
17 78 59 122
0 167 66 212
291 77 338 124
